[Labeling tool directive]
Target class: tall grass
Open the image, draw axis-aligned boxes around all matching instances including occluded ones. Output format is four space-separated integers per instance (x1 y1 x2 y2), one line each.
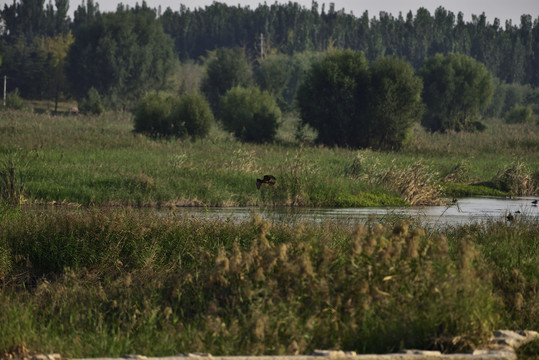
1 209 537 357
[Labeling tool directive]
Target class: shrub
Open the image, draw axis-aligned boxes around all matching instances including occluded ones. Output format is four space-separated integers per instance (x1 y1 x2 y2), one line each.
505 105 533 124
171 93 214 140
78 87 105 115
219 86 281 143
133 91 182 138
5 89 24 110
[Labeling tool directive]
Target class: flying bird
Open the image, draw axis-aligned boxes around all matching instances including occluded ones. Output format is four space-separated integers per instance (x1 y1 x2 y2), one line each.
256 175 276 189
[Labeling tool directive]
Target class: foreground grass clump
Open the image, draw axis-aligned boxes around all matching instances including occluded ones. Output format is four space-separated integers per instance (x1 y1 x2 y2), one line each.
2 209 537 357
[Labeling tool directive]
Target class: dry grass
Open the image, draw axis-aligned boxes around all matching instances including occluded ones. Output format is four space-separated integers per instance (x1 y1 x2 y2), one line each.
3 209 533 356
491 162 539 196
380 161 444 205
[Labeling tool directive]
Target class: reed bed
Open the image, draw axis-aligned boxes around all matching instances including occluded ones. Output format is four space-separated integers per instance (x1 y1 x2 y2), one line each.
0 208 537 357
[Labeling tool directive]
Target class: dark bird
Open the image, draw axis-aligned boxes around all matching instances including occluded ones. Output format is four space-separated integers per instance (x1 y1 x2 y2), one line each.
532 200 538 205
256 175 276 189
506 212 515 222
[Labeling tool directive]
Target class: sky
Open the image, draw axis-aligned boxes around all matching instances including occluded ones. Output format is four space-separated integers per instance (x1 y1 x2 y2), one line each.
0 0 538 25
75 0 538 24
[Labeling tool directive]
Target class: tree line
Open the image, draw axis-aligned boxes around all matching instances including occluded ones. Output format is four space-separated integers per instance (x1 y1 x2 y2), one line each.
160 2 539 86
2 1 539 91
0 0 538 150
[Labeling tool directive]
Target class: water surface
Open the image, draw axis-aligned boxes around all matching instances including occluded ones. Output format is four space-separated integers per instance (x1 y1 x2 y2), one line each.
172 197 539 227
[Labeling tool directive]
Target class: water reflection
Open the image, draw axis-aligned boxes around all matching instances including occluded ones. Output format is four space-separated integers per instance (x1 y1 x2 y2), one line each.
173 197 539 227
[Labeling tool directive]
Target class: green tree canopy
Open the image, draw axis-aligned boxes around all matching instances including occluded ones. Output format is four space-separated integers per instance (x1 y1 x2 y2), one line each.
66 5 176 108
171 92 214 140
219 86 281 143
366 57 424 150
201 47 252 113
297 49 423 149
420 53 493 132
133 91 181 138
297 49 369 147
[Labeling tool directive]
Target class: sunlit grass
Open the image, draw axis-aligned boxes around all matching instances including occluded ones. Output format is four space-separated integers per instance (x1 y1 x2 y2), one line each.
0 109 538 207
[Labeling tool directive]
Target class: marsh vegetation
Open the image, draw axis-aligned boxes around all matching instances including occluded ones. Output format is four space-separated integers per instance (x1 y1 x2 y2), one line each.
0 207 538 357
0 110 538 357
0 110 538 208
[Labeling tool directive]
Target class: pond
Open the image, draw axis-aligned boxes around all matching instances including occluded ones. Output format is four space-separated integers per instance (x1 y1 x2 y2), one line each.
171 197 539 227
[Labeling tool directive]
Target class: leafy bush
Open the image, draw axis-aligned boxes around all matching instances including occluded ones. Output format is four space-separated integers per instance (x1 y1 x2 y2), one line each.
171 93 214 140
505 105 533 124
78 87 105 115
133 91 182 138
134 92 213 140
366 57 424 150
219 86 281 143
420 53 493 132
5 89 24 110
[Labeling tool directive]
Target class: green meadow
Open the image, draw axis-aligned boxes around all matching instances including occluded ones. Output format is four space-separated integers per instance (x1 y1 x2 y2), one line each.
0 110 538 358
1 110 538 207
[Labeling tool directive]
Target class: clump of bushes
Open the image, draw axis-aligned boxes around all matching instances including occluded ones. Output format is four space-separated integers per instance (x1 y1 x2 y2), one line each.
504 105 533 124
172 93 214 140
133 91 213 140
219 86 281 143
420 53 493 133
4 89 25 110
78 87 105 115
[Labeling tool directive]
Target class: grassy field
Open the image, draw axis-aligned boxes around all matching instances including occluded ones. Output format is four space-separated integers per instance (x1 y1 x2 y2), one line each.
0 109 538 207
0 109 538 358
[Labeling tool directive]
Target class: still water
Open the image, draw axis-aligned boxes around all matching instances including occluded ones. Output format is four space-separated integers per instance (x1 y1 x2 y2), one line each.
172 197 539 227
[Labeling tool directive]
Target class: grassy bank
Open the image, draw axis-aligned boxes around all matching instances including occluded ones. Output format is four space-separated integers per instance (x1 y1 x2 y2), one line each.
0 208 537 357
0 110 538 207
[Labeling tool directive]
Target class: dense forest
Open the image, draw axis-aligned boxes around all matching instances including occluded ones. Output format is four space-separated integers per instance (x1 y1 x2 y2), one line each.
0 0 538 108
159 1 539 84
